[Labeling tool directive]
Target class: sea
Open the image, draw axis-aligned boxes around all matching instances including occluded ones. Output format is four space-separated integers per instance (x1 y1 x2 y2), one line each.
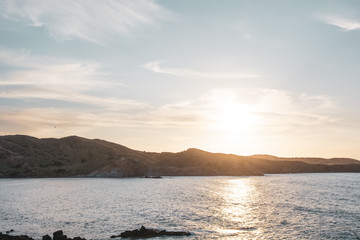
1 173 359 240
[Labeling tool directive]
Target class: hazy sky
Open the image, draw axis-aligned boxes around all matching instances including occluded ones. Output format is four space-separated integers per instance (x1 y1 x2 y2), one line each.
1 0 360 158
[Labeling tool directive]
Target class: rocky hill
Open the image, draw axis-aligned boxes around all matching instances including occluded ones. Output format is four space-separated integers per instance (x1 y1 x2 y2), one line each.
1 135 360 178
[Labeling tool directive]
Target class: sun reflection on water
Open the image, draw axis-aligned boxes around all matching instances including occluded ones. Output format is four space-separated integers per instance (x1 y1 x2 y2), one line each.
216 178 263 239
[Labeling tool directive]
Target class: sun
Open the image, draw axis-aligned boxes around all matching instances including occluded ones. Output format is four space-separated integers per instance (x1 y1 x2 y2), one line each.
207 91 259 134
215 103 258 133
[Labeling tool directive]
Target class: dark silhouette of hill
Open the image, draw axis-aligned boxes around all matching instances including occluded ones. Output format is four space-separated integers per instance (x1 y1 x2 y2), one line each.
251 154 360 165
0 135 359 178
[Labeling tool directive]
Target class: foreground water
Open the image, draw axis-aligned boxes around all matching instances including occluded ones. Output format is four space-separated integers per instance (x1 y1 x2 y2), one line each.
1 173 359 239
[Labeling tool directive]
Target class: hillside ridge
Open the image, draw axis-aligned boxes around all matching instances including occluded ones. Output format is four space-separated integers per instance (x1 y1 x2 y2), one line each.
1 135 359 178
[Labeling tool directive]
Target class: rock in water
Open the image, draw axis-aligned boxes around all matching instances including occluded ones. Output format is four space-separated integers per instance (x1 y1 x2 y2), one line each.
42 235 52 240
0 231 86 240
73 237 86 240
112 226 191 238
52 231 67 240
52 231 63 237
0 233 33 240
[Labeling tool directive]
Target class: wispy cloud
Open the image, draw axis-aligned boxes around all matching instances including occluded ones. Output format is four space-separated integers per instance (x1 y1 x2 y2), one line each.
110 88 341 135
316 14 360 31
143 61 260 79
0 49 346 144
0 49 153 136
0 48 103 92
0 81 347 147
200 88 341 134
0 0 171 43
0 49 147 110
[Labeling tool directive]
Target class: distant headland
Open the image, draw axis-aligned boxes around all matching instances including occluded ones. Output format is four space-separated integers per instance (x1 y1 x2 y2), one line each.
1 135 359 178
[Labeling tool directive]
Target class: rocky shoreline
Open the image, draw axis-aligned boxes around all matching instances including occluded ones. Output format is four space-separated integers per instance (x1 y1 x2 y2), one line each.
0 230 85 240
0 227 191 240
111 226 191 238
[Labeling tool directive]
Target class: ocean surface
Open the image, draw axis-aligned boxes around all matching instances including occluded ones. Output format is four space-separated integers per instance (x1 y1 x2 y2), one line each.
1 173 359 239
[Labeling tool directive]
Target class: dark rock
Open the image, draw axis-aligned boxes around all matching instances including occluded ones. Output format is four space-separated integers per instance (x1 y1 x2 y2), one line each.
52 231 66 240
52 231 63 237
0 233 33 240
0 231 86 240
73 237 86 240
117 226 191 238
144 176 162 179
53 236 66 240
42 235 52 240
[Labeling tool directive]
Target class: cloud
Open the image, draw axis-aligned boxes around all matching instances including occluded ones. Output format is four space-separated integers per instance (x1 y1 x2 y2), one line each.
0 49 147 111
0 48 103 93
0 0 171 43
143 61 260 79
0 50 346 142
96 88 342 132
0 48 101 75
0 108 103 137
0 49 153 137
0 82 346 144
316 14 360 31
197 88 342 135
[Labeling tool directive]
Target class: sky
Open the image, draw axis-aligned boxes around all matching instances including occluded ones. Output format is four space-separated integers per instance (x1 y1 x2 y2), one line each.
0 0 360 159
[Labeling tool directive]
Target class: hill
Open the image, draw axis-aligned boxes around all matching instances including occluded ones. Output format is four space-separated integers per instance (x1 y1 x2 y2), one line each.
1 135 359 178
250 154 360 165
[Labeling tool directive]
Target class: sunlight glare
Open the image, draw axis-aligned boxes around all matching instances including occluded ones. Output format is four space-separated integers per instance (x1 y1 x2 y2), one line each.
217 178 261 237
207 90 260 134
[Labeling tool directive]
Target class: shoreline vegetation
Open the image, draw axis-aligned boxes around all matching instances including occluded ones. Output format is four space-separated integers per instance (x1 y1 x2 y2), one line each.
1 135 360 178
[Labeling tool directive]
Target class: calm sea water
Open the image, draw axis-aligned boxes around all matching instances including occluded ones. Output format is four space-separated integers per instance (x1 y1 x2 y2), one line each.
1 173 359 239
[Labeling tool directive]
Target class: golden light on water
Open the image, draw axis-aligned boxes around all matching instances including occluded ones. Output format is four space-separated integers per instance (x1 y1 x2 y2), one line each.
222 179 253 222
217 178 262 238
